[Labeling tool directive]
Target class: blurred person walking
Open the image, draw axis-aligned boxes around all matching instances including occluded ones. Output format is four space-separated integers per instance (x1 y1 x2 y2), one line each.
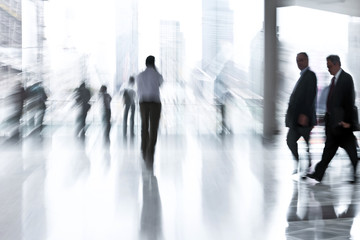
285 52 317 175
214 73 232 135
6 81 26 141
122 76 136 138
26 81 48 134
37 82 48 133
307 55 358 183
74 82 91 139
99 85 112 143
137 56 163 169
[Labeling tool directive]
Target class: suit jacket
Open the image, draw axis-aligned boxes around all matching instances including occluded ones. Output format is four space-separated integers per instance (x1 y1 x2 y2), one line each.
326 69 356 134
286 68 318 128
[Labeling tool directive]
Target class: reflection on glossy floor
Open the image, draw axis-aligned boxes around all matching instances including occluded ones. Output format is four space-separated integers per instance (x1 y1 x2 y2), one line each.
0 125 359 240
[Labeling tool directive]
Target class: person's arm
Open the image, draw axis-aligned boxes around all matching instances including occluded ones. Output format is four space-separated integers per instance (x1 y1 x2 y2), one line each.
119 83 127 95
298 72 317 126
340 74 355 128
159 75 164 87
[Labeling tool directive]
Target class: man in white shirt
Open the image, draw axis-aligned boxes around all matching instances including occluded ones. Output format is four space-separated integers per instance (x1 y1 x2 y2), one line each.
136 55 163 168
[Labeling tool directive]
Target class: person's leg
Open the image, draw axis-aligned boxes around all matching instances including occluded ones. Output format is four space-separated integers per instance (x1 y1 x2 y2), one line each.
140 103 150 159
123 104 130 137
340 132 358 182
148 103 162 161
106 110 111 142
82 111 88 137
14 115 21 140
215 101 223 135
313 134 339 181
223 103 231 133
287 128 301 160
130 103 135 137
38 108 45 132
77 110 86 138
287 128 301 173
300 127 313 169
76 114 83 137
220 104 226 134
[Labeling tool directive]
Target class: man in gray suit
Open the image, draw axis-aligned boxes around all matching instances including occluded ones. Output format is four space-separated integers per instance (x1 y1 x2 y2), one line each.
286 52 318 175
307 55 358 183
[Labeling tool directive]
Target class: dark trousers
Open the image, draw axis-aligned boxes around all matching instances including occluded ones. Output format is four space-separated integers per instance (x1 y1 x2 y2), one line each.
217 103 229 134
103 109 111 142
314 123 358 181
37 108 46 132
76 107 88 138
123 103 135 136
286 126 312 161
140 102 161 161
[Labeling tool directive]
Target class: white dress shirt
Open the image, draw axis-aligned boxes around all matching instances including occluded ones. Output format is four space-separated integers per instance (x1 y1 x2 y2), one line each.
136 67 164 103
333 68 342 85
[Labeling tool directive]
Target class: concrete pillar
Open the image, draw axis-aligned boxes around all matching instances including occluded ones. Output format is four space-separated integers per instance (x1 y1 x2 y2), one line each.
263 0 278 139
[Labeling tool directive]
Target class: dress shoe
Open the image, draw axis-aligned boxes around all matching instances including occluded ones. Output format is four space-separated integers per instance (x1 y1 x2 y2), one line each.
349 175 357 184
306 173 321 182
300 175 307 180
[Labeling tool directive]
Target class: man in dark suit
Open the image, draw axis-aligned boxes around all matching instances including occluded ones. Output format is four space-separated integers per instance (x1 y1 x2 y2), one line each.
307 55 358 183
286 52 318 175
75 82 91 139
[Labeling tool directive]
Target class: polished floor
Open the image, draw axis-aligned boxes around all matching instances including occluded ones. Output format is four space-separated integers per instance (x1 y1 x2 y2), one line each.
0 124 359 240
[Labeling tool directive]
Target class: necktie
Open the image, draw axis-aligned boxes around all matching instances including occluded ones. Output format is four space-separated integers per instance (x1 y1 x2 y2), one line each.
326 77 336 112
